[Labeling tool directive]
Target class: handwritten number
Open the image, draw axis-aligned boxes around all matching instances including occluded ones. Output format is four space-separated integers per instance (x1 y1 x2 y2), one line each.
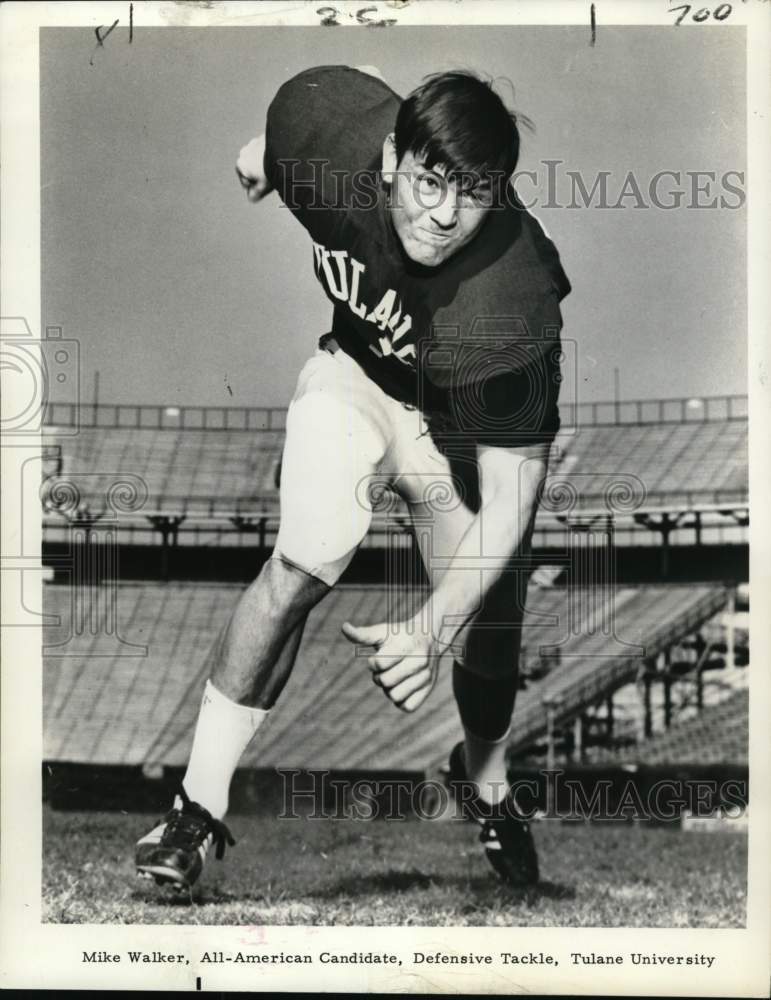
669 4 691 25
318 4 397 26
356 6 397 25
670 1 733 23
317 6 340 25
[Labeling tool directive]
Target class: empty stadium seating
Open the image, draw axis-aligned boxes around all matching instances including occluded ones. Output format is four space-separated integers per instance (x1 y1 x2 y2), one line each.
42 399 749 524
40 397 748 781
43 580 728 772
41 427 284 516
587 687 748 767
507 586 730 757
551 419 748 509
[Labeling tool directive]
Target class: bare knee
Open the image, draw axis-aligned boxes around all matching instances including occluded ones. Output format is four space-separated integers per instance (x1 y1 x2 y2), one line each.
259 555 330 619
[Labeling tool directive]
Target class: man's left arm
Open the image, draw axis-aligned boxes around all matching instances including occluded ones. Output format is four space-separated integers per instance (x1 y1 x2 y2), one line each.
429 444 545 648
342 445 547 712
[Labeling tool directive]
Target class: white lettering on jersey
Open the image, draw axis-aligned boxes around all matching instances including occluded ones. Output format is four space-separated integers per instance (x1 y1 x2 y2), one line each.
320 248 348 301
348 257 367 319
366 289 397 332
311 241 415 363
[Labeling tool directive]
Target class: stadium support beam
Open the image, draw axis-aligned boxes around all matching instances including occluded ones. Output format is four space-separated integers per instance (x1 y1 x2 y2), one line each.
726 587 736 670
642 662 654 739
573 715 584 763
689 629 712 712
230 515 268 549
632 512 688 579
542 696 562 813
663 647 673 729
720 508 749 528
147 515 186 580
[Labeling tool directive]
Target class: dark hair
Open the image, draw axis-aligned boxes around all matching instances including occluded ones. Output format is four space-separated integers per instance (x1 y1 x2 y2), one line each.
394 71 524 193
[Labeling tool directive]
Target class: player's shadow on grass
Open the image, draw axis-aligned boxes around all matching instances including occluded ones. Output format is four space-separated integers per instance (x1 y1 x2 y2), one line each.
130 873 575 909
131 885 202 907
305 870 576 902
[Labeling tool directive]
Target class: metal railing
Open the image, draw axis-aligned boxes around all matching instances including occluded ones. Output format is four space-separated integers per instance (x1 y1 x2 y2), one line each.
508 586 730 756
44 401 288 431
43 393 748 432
560 394 748 428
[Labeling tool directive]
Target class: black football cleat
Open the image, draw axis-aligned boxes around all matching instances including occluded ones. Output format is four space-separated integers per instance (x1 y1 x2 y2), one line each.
448 740 539 888
135 786 235 890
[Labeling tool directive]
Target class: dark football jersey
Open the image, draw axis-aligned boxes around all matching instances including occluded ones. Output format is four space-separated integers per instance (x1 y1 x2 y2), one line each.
264 65 571 446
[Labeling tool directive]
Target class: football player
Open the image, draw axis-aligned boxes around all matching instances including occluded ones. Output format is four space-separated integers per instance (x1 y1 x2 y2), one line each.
135 65 570 890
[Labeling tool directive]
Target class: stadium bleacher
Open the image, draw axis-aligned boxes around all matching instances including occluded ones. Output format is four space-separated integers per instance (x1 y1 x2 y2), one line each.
506 585 730 757
43 579 730 773
42 396 748 522
587 687 748 767
39 393 750 792
42 426 285 517
551 419 748 509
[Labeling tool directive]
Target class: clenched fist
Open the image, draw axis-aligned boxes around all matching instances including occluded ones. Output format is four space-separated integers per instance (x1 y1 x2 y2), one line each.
235 135 273 202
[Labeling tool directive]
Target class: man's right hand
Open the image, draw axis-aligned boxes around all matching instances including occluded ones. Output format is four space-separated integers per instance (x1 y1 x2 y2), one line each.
236 135 273 202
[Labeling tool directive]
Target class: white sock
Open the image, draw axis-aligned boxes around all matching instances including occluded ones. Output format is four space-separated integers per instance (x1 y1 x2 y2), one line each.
178 679 268 820
463 726 511 807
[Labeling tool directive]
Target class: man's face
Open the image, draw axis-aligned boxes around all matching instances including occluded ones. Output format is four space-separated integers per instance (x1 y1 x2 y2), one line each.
384 143 495 268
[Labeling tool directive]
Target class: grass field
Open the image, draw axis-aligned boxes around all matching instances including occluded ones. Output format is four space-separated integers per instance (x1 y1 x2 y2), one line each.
43 806 747 927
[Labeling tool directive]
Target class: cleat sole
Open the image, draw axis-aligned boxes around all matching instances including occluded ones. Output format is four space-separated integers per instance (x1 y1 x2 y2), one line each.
136 865 193 889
